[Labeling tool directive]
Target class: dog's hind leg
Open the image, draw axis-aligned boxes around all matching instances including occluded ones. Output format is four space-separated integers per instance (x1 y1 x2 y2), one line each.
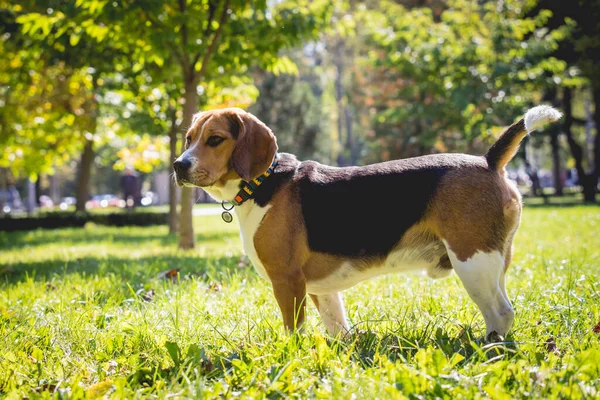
309 292 349 336
443 242 514 341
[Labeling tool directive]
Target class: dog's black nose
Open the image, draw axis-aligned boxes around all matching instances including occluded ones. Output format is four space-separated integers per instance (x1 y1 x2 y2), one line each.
173 158 191 174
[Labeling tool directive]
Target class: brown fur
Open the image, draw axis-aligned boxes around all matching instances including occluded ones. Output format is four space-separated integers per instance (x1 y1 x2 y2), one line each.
180 108 277 187
485 119 527 171
229 111 278 181
253 185 310 330
252 164 523 328
428 166 522 261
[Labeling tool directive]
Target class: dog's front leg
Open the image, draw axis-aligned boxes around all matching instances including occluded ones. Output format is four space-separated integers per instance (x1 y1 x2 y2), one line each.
270 268 307 332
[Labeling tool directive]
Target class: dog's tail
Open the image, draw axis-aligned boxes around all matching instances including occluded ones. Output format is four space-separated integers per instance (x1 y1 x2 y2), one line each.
485 105 562 171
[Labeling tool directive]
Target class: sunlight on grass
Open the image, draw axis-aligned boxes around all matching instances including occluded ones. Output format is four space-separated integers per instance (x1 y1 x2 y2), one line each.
0 207 599 398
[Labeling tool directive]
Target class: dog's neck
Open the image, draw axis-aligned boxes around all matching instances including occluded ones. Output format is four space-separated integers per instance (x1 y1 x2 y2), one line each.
203 179 243 204
203 154 288 219
204 179 259 222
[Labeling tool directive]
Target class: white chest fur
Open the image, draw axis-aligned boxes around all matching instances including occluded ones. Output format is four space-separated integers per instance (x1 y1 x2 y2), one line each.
202 181 272 281
235 201 272 280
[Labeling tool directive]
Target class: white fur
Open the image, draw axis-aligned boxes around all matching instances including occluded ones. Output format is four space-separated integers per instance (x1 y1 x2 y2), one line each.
234 202 272 280
312 292 349 335
203 179 241 203
524 105 562 133
174 120 208 170
204 181 272 281
205 183 350 336
306 244 444 295
443 241 514 338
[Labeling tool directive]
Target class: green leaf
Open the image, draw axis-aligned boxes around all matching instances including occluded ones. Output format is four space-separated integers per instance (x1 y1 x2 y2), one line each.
165 341 180 368
449 353 465 368
70 34 81 47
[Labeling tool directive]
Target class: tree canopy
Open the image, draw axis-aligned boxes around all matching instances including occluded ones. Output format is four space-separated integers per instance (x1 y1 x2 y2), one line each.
354 0 569 161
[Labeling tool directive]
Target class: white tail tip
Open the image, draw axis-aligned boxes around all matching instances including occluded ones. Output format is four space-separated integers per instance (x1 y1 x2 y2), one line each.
524 105 562 133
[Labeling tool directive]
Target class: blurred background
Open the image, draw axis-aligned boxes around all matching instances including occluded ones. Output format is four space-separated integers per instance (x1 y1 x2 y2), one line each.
1 0 598 248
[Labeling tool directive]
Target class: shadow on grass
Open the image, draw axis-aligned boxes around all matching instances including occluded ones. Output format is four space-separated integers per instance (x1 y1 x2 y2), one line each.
131 327 521 389
323 327 520 372
0 253 244 286
0 229 237 250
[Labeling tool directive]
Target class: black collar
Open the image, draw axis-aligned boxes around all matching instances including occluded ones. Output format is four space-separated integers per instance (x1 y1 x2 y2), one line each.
231 154 279 206
220 155 279 223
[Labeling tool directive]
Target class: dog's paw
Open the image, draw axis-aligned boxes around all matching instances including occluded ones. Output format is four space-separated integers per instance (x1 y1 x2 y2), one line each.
485 331 505 343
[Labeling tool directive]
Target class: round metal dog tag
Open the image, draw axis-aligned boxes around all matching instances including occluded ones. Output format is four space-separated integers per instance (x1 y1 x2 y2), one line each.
221 211 233 223
221 201 234 223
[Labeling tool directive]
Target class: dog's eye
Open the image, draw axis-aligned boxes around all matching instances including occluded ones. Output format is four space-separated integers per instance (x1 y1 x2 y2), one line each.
206 136 225 147
185 136 192 147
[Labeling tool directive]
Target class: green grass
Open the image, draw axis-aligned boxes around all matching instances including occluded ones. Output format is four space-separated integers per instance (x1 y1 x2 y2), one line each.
1 206 599 398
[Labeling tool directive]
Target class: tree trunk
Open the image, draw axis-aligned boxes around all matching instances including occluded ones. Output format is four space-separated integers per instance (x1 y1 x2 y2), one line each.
585 97 595 166
521 137 545 199
35 177 42 206
175 0 229 247
169 117 179 234
549 129 563 196
0 168 6 216
178 82 198 249
563 87 596 202
49 171 61 205
345 107 360 165
26 179 36 215
75 138 94 212
588 86 600 202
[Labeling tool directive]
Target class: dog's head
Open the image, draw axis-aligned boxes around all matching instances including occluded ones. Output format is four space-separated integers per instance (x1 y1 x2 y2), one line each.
173 108 277 188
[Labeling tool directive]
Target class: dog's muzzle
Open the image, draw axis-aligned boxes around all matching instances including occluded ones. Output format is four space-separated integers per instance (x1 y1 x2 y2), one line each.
173 158 192 186
173 158 213 187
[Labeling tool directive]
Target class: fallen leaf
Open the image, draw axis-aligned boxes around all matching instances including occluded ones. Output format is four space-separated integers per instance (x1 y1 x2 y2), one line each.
105 360 118 375
593 321 600 334
544 336 560 355
141 289 155 302
33 383 57 393
208 282 222 292
203 357 214 372
87 380 115 398
157 269 180 281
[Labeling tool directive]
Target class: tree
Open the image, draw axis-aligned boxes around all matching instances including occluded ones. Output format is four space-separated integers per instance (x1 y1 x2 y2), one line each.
250 50 333 164
102 70 183 232
534 0 600 202
109 69 260 233
0 10 96 205
75 0 331 248
0 46 89 179
353 0 565 163
3 1 137 211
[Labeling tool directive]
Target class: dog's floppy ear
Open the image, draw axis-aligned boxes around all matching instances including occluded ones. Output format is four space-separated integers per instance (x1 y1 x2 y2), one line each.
228 110 277 181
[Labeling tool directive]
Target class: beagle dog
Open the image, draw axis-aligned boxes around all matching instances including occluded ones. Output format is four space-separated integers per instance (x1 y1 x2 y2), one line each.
173 106 561 341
